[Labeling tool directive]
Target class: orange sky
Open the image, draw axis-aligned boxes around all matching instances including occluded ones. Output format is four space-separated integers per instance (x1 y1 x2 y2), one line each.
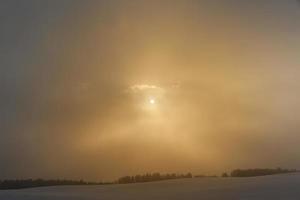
1 0 300 181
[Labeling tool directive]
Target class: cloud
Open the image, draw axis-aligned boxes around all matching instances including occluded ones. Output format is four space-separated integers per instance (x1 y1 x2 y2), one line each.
128 84 164 93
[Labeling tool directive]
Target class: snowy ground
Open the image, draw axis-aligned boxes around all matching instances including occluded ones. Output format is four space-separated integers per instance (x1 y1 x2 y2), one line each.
1 173 299 200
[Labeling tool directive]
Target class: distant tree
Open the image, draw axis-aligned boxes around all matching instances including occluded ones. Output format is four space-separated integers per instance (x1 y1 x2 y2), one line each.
0 179 109 190
222 173 229 177
117 172 193 184
186 173 193 178
230 168 297 177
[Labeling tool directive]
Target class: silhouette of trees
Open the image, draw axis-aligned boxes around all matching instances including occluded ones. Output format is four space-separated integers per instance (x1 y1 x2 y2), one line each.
1 168 298 189
222 173 229 177
0 179 109 190
230 168 297 177
0 173 193 189
118 173 193 184
194 175 217 178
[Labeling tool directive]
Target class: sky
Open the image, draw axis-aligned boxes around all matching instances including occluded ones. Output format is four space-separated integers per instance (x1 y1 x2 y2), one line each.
1 0 300 181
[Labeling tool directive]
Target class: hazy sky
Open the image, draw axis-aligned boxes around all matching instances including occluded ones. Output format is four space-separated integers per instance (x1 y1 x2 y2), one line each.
1 0 300 181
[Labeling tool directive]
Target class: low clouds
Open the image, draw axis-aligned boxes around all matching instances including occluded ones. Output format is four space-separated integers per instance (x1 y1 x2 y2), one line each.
128 84 165 99
129 84 163 93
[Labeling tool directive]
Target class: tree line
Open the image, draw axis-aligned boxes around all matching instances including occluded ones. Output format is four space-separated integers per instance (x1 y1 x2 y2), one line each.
222 168 298 177
0 179 110 190
117 173 193 184
1 168 298 189
0 173 193 189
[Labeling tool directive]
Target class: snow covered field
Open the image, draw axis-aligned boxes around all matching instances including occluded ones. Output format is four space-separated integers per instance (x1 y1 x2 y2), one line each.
1 173 299 200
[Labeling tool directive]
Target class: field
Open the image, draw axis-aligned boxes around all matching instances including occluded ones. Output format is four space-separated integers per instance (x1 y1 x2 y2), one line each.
1 173 299 200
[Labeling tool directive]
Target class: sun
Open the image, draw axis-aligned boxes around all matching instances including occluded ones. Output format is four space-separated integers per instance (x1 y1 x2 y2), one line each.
149 98 156 105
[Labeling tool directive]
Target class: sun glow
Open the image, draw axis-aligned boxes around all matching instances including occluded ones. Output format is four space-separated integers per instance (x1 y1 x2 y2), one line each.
149 98 156 105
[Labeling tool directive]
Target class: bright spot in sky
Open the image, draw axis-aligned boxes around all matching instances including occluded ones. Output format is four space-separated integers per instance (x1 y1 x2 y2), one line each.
149 98 155 105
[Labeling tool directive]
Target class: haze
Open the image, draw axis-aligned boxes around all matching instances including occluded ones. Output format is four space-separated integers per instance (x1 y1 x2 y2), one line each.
1 0 300 181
